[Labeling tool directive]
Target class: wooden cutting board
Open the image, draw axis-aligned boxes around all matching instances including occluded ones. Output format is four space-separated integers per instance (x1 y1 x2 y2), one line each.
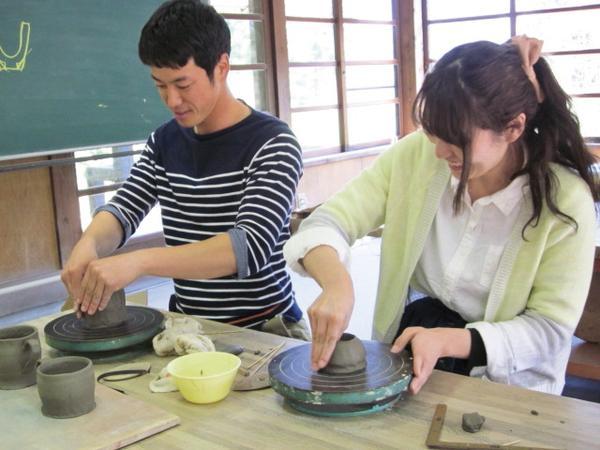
3 382 179 449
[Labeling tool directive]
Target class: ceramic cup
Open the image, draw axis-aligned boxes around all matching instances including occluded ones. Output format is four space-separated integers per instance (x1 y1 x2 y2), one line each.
321 333 367 375
0 325 41 390
36 356 96 418
82 289 127 329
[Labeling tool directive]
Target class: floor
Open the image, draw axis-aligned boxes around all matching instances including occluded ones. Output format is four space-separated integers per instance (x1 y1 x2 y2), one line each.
1 236 597 403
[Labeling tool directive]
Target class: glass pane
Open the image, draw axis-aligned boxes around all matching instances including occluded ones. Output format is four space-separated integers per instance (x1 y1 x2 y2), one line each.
545 54 600 95
287 22 335 62
228 70 267 111
344 24 394 61
79 191 161 238
427 0 508 20
572 97 600 139
285 0 333 18
516 0 597 11
347 104 397 146
343 0 393 21
75 145 141 190
209 0 262 14
345 65 397 103
428 18 509 61
516 10 600 52
290 67 338 108
227 20 264 64
291 109 341 151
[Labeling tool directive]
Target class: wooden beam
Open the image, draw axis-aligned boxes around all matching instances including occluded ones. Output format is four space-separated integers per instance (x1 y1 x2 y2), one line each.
397 0 417 135
333 0 349 151
50 155 82 267
270 0 291 124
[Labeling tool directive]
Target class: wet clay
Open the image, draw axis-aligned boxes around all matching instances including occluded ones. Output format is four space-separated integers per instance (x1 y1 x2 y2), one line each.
462 412 486 433
37 356 96 418
82 289 127 329
0 325 41 390
321 333 366 375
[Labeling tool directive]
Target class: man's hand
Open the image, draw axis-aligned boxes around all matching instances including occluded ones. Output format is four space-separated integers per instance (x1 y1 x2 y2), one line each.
76 252 142 316
391 327 471 395
60 239 99 318
60 211 125 317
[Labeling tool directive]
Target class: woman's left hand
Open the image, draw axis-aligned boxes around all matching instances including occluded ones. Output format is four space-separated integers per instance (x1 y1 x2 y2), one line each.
391 327 471 395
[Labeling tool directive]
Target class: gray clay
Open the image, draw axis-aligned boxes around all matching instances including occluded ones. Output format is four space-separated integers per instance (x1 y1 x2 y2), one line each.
462 412 486 433
0 325 41 390
321 333 366 375
82 289 127 329
37 356 96 419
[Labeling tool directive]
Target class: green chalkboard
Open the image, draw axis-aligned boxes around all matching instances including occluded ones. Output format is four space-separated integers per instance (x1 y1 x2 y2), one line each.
0 1 172 160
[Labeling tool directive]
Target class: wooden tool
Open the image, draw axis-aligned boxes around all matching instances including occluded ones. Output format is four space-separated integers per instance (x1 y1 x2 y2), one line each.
233 343 286 391
426 404 562 450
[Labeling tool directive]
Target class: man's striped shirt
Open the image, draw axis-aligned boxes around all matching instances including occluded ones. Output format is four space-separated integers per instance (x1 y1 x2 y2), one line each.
99 109 303 328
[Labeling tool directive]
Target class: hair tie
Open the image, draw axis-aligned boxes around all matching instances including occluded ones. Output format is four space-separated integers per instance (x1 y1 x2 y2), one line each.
510 35 545 103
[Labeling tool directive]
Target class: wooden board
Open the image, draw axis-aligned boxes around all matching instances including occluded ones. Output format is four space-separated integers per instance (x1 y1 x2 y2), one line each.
3 382 179 450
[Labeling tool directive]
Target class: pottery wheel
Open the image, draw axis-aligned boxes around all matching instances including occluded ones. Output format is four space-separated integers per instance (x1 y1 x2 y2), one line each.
45 307 164 353
268 341 412 416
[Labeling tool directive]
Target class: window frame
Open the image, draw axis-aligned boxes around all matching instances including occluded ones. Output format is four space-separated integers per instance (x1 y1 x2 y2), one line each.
272 0 415 156
420 1 600 141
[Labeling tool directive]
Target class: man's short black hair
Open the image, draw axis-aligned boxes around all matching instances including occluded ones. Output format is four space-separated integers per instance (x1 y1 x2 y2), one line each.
138 0 231 79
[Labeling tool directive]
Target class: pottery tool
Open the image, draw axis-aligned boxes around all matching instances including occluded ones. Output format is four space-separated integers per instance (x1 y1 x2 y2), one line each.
240 342 285 376
425 404 561 450
269 341 412 416
233 342 286 391
45 306 164 353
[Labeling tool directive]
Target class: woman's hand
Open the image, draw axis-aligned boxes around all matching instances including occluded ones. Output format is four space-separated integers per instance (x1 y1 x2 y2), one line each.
301 245 355 371
391 327 471 394
308 283 354 371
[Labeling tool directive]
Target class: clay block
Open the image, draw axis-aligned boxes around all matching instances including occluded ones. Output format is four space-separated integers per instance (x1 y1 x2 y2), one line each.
462 412 485 433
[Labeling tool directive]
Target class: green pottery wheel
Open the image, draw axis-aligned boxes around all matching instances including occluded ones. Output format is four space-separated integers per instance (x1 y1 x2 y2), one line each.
45 307 164 353
269 341 412 417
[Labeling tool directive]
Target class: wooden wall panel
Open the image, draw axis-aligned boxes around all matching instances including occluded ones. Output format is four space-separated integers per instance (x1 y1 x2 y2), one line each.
298 154 379 208
0 161 60 284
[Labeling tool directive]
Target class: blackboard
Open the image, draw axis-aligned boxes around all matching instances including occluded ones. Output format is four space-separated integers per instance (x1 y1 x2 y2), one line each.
0 1 172 160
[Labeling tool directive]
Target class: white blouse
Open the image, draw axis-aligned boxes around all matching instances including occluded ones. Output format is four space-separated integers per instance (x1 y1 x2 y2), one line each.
411 175 529 321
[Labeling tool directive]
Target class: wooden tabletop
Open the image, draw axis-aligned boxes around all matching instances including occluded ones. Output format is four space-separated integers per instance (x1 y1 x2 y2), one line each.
22 311 600 450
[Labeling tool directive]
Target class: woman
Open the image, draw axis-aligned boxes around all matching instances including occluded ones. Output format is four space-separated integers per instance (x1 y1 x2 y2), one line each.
284 36 599 395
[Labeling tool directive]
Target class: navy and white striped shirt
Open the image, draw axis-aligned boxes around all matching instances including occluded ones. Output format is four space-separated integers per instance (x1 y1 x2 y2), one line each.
100 108 303 328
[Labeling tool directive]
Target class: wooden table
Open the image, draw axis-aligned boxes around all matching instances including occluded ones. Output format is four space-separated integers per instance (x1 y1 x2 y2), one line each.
22 311 600 450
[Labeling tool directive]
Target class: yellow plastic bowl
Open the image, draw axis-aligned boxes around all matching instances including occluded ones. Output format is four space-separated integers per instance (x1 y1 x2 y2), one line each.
166 352 241 404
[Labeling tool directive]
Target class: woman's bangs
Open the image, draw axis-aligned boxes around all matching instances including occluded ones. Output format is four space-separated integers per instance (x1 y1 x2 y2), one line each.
420 91 470 149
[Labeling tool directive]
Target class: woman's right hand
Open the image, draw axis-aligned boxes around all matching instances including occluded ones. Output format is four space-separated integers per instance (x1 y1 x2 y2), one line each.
308 284 354 371
302 245 355 371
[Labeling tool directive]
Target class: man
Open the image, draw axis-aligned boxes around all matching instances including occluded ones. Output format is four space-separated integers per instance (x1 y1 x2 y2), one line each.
61 0 308 338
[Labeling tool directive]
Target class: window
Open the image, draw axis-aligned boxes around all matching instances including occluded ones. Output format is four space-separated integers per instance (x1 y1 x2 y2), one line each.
421 1 600 141
281 0 403 155
220 0 275 112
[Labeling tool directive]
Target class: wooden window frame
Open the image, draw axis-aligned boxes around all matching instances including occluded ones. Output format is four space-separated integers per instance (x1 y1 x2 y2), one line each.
271 0 416 156
420 1 600 139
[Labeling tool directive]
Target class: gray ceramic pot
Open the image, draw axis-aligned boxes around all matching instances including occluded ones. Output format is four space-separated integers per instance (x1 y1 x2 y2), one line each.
36 356 96 418
0 325 41 390
321 333 367 375
82 289 127 329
